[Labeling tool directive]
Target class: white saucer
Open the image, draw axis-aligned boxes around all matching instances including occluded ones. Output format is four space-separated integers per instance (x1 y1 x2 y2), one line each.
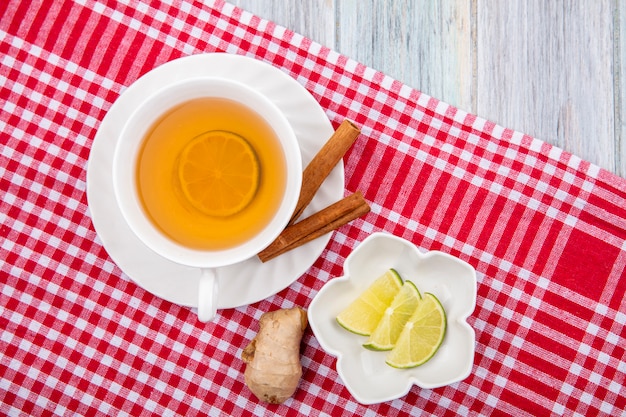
86 53 343 309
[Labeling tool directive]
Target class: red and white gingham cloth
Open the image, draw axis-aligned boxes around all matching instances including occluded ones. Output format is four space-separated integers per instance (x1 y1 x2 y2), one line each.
1 1 625 415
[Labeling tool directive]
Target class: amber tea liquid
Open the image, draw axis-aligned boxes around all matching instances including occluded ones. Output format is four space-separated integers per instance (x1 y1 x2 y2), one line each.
136 97 288 250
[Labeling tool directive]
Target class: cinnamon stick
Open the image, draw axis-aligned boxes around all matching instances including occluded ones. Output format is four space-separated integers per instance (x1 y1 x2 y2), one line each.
258 191 370 263
288 119 361 225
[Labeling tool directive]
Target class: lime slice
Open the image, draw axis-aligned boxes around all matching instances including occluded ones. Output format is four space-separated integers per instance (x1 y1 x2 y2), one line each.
363 280 422 351
336 269 403 336
385 292 447 368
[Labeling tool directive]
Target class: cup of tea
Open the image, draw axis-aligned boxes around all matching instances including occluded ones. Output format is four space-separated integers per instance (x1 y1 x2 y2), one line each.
113 77 302 322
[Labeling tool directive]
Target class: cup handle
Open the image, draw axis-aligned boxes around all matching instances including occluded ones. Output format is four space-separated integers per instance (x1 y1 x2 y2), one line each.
198 268 218 322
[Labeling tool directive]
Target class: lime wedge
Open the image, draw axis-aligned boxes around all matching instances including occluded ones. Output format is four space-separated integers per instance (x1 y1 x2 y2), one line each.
385 292 447 368
363 280 421 351
336 269 403 336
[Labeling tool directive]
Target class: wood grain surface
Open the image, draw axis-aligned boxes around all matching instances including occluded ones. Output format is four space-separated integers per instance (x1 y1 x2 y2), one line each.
231 0 625 178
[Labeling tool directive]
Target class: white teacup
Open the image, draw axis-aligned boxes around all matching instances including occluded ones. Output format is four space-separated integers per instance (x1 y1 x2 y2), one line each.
113 77 302 322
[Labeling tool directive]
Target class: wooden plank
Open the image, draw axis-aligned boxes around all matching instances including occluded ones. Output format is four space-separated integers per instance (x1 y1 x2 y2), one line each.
230 0 336 48
476 0 618 175
335 0 473 111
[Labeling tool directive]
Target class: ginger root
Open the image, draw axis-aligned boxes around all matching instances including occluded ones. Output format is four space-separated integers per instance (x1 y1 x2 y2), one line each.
241 307 308 404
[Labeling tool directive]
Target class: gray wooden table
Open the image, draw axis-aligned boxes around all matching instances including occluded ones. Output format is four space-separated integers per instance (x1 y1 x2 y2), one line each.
231 0 626 179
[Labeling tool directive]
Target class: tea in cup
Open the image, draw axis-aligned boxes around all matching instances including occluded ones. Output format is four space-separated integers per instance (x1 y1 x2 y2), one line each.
113 77 302 322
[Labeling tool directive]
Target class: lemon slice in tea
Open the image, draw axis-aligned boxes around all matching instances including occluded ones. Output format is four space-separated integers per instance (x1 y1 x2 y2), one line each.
385 292 447 368
178 131 259 217
363 280 421 351
336 269 403 336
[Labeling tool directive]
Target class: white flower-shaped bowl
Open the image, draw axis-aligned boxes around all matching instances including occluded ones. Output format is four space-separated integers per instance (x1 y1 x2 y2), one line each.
308 232 477 405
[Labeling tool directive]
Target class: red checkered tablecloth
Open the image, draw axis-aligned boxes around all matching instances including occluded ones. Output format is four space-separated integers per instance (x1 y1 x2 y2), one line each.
1 1 625 415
